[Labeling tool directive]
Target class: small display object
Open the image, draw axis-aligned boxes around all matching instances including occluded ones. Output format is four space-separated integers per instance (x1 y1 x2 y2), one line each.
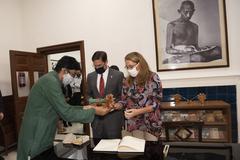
62 133 90 145
209 128 220 139
172 94 182 103
204 111 225 123
202 127 225 140
213 111 225 122
187 112 199 121
205 113 215 122
197 93 206 104
88 94 115 110
175 128 192 140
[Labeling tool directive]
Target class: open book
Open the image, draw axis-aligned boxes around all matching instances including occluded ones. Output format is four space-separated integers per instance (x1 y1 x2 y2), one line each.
93 136 145 152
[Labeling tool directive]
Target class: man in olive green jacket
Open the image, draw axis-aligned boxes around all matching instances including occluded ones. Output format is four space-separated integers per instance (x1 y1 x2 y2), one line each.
17 56 109 160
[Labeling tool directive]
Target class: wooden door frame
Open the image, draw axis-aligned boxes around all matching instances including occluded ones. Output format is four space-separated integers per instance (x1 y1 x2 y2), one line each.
37 41 90 135
36 41 87 104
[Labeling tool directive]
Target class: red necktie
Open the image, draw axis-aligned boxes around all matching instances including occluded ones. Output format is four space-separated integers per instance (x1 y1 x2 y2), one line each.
99 74 104 97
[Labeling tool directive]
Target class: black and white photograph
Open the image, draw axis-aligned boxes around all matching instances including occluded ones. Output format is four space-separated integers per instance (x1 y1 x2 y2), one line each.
153 0 229 71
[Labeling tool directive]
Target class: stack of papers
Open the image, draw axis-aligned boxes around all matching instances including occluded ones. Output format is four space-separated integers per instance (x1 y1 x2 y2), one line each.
55 133 89 145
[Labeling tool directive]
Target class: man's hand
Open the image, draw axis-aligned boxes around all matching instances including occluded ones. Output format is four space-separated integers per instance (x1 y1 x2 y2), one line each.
105 94 115 109
0 112 4 120
94 106 111 116
83 105 94 110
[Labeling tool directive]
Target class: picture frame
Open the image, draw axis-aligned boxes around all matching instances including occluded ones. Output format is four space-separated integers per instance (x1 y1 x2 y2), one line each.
152 0 229 71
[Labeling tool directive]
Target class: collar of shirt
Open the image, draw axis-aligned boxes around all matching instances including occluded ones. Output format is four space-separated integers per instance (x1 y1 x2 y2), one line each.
97 67 109 91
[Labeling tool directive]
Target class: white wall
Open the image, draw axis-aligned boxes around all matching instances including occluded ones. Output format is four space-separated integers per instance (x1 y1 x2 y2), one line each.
0 0 23 96
20 0 240 78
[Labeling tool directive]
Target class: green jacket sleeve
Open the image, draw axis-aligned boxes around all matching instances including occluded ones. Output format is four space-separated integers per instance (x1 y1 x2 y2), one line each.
42 77 95 123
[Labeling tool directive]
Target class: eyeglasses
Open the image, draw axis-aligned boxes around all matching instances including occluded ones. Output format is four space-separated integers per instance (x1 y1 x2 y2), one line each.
76 74 81 78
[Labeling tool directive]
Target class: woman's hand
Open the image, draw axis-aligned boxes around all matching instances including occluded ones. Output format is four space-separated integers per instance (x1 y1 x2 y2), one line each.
113 102 123 110
124 109 139 119
124 106 154 119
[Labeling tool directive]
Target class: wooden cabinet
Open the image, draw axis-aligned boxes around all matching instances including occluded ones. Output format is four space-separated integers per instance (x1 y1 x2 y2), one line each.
160 100 231 143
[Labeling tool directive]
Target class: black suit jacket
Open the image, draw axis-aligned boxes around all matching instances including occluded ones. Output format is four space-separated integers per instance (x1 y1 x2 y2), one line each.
87 68 124 100
0 90 3 113
87 68 124 138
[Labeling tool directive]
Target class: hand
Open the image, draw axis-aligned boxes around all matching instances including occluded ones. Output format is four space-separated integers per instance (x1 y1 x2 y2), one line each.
124 109 139 119
83 105 94 110
113 103 123 110
0 112 4 120
105 101 115 109
94 106 111 116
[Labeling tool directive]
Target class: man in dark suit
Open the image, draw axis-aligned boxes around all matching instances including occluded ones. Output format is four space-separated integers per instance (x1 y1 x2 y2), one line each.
0 90 5 160
87 51 124 139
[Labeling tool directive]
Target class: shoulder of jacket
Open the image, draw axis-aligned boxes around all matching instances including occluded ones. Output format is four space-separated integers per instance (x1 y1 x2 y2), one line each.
87 71 96 76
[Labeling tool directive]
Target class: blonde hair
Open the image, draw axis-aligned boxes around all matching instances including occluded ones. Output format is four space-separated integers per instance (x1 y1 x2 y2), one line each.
125 52 152 86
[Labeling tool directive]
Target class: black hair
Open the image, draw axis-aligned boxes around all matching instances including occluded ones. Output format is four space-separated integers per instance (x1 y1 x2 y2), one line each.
91 51 108 62
54 56 79 72
180 0 195 10
76 62 81 70
110 65 119 71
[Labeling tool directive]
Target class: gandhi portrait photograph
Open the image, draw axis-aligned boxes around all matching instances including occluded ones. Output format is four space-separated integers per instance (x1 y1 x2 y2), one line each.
153 0 229 71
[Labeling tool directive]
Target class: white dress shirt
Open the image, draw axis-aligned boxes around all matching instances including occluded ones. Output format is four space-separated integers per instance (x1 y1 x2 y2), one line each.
97 67 109 92
70 75 82 93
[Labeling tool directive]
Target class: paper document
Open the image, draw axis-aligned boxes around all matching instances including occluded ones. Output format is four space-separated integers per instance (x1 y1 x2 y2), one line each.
62 133 89 145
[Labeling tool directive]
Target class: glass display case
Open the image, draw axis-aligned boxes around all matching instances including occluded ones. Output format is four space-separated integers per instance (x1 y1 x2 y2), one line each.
160 100 231 142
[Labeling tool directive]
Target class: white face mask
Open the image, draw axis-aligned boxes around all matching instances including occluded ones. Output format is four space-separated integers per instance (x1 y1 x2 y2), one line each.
71 74 82 87
127 65 139 77
62 73 74 86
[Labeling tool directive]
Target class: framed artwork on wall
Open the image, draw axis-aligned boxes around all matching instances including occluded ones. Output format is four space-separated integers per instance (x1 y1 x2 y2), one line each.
152 0 229 71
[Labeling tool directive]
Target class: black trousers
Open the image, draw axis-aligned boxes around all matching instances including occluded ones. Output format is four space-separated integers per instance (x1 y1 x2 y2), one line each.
31 147 69 160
